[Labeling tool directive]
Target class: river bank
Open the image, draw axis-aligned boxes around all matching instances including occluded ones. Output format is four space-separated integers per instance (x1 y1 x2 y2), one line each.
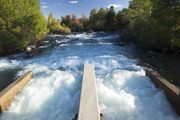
118 33 180 87
136 48 180 87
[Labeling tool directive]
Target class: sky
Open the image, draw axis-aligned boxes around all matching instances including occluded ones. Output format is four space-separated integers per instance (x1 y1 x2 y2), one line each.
41 0 131 18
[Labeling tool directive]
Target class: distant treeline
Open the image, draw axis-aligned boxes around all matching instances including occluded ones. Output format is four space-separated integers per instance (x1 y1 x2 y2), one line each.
0 0 179 54
48 0 180 52
47 6 118 33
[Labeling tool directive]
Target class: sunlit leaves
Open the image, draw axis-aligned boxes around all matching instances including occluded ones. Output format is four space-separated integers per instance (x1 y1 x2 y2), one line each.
0 0 48 53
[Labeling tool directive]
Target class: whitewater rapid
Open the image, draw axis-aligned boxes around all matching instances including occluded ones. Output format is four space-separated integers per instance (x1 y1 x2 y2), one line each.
0 32 179 120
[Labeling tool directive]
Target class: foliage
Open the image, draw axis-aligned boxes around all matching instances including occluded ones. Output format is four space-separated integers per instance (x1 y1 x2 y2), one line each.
105 6 117 31
48 13 71 34
79 15 90 31
1 0 179 53
89 7 117 31
60 6 117 32
0 0 48 54
61 14 83 32
118 0 180 51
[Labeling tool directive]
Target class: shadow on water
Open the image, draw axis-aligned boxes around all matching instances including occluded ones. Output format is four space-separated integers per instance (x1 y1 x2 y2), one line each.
0 68 21 92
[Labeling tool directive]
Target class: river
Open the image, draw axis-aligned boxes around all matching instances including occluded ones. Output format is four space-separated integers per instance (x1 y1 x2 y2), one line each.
0 32 179 120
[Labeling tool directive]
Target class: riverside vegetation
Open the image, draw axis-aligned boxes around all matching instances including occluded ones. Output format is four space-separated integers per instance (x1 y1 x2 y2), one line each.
0 0 179 54
0 0 48 54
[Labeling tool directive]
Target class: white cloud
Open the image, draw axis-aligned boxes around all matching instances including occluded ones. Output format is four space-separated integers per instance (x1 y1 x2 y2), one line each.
41 2 48 8
108 4 123 8
69 1 79 4
41 5 48 9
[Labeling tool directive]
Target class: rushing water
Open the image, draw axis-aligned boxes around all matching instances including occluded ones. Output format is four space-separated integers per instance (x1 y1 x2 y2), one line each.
0 32 179 120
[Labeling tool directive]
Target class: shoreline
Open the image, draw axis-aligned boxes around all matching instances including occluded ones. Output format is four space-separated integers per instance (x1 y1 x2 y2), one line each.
119 33 180 87
136 46 180 87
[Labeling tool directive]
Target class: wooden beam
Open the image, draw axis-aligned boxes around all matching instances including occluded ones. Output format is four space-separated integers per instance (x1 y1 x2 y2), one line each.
0 71 33 112
78 64 100 120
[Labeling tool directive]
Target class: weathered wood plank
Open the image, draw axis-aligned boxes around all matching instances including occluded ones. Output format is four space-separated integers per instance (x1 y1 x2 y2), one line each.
78 64 100 120
0 71 33 112
146 69 180 115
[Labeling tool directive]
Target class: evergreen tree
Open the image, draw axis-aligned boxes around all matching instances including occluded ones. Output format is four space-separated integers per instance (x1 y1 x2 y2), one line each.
95 8 107 30
89 9 97 30
105 6 117 31
79 14 89 31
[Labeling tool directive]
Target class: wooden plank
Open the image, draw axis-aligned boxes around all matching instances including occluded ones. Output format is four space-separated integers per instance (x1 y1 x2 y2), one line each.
146 69 180 115
78 64 100 120
0 71 33 112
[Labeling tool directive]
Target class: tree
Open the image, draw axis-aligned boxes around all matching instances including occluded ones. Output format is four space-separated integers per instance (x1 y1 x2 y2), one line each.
89 9 97 30
89 8 109 31
119 0 180 51
61 15 71 28
61 14 82 32
116 9 129 31
95 8 107 30
150 0 180 50
47 13 71 34
79 14 89 31
0 0 48 54
71 14 83 32
105 6 117 31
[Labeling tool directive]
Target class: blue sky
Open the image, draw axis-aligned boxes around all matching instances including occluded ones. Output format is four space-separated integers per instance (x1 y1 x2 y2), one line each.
41 0 130 18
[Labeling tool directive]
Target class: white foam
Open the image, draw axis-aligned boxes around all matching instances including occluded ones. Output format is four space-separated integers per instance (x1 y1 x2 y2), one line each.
0 59 19 70
93 35 119 40
97 70 179 120
67 33 93 39
10 69 75 113
49 34 64 37
0 32 179 120
39 45 48 49
43 41 49 43
0 63 80 120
